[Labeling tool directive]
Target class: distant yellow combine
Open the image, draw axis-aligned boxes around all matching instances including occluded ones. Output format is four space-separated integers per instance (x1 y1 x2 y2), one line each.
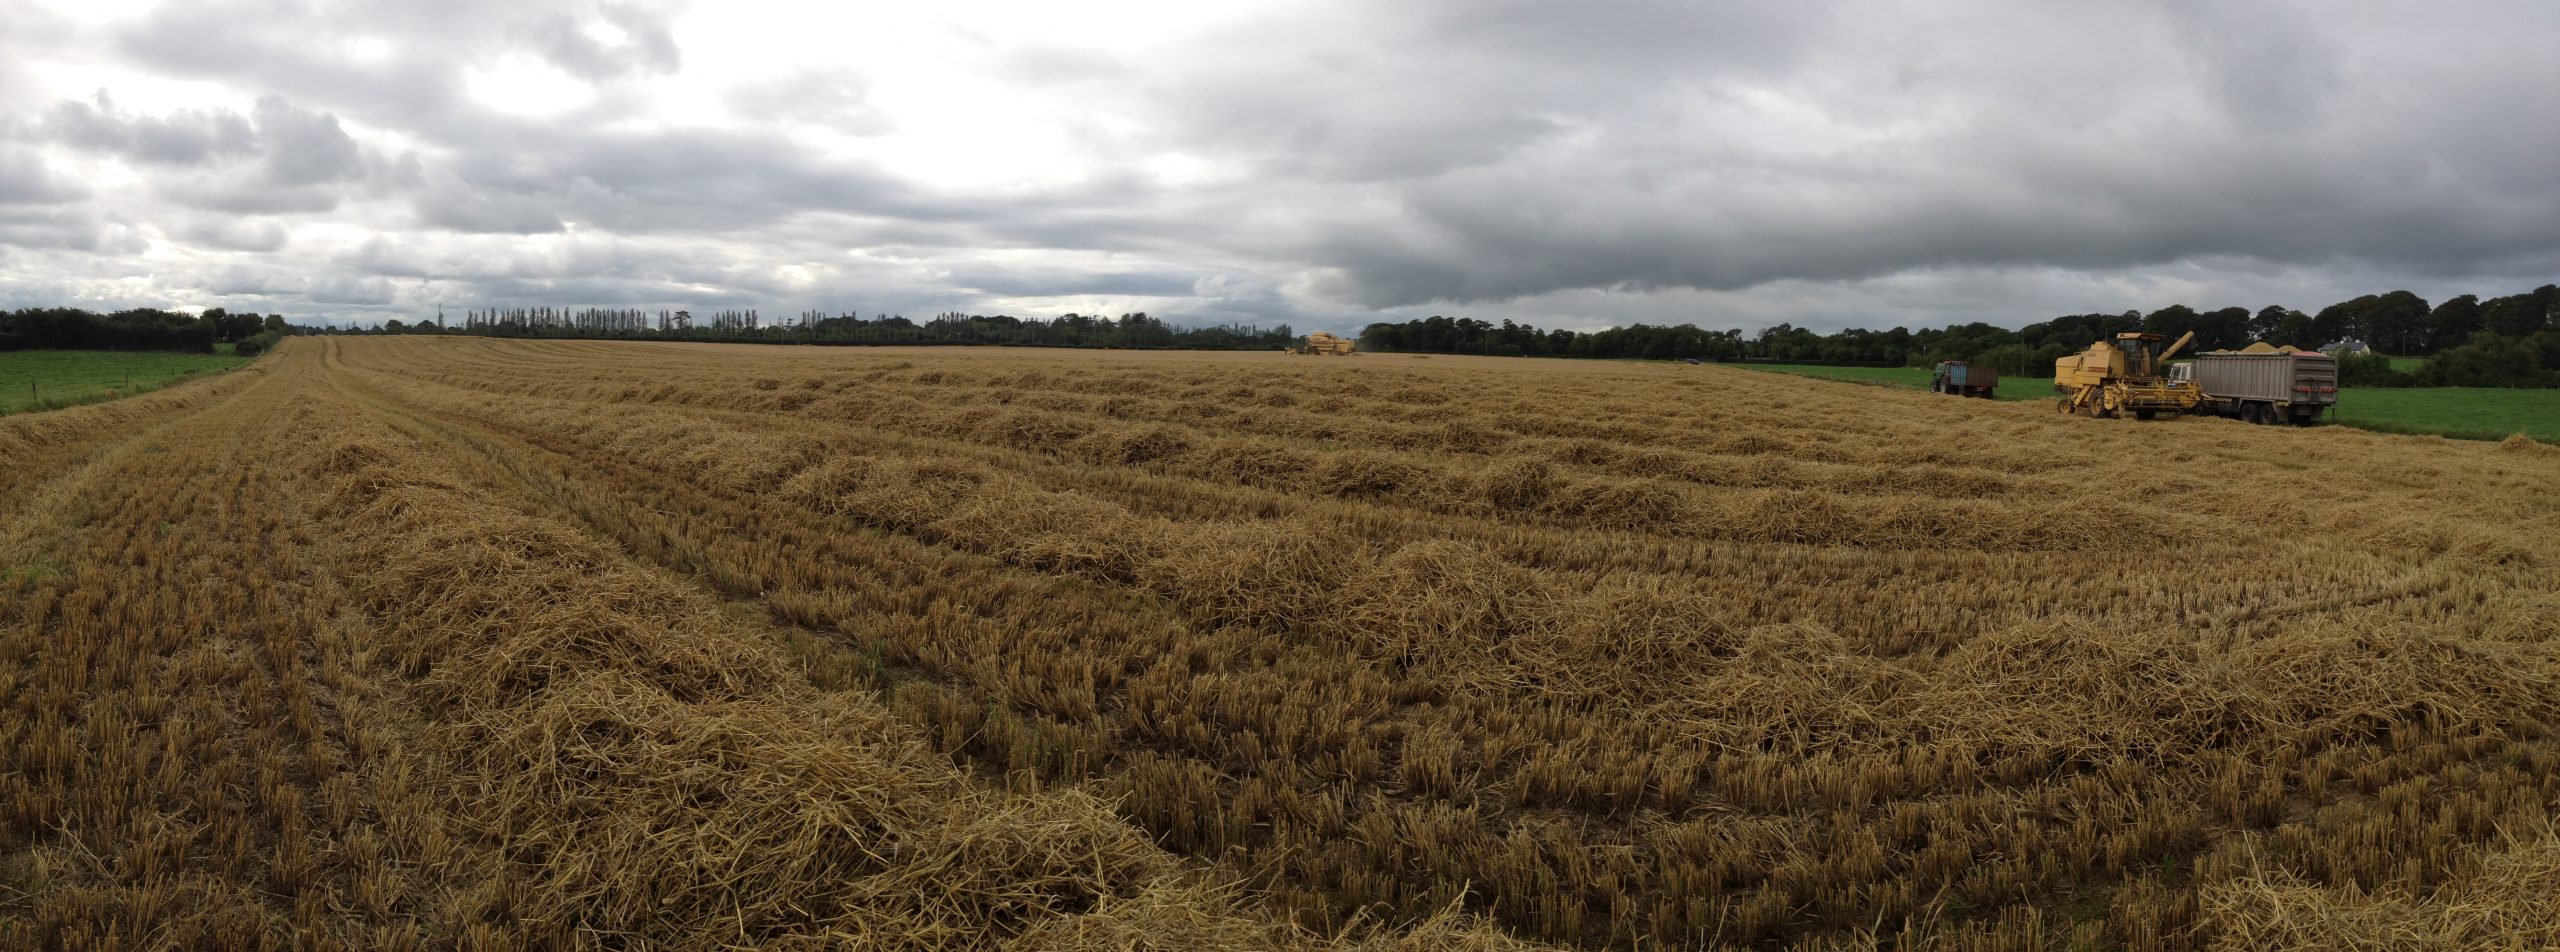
1288 332 1357 355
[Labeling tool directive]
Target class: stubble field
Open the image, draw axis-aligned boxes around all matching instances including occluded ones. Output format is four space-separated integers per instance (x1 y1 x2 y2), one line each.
5 337 2558 950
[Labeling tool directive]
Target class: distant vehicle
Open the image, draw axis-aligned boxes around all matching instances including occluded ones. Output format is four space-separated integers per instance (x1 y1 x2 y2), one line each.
2171 346 2339 426
1287 332 1356 355
1931 360 1998 398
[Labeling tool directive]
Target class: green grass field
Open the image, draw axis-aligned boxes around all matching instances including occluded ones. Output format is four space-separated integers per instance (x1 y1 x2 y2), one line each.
1735 363 2044 400
0 349 254 414
2330 388 2560 442
1728 362 2559 442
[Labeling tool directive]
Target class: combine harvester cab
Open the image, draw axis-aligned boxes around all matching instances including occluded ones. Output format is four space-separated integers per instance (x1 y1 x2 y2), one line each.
2172 344 2338 426
1931 360 1999 398
2053 331 2202 420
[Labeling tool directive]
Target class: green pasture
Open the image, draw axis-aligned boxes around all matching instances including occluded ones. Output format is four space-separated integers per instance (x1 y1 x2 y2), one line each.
0 349 252 414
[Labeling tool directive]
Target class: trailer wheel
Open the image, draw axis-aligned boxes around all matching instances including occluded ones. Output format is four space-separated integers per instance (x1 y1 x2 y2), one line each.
2240 403 2262 425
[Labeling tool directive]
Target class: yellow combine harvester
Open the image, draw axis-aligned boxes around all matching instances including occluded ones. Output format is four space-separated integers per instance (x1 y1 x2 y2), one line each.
1288 332 1356 355
2053 330 2201 419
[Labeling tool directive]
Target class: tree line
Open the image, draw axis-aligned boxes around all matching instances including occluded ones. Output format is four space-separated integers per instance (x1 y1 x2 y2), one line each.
1359 284 2560 387
0 307 295 354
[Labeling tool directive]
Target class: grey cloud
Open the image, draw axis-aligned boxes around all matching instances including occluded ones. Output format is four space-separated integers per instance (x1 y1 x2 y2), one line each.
45 94 379 214
0 150 89 205
191 262 397 304
412 168 565 234
942 267 1206 299
727 72 894 135
1428 0 1834 77
1127 0 1834 183
2164 1 2343 131
46 93 258 164
431 132 939 235
0 206 104 250
161 174 346 215
308 273 397 304
331 236 433 278
519 2 683 83
179 217 291 252
109 0 641 140
203 261 297 296
251 96 363 186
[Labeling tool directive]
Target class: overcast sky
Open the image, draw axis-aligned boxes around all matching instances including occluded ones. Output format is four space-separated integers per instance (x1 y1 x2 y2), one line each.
1 1 2554 333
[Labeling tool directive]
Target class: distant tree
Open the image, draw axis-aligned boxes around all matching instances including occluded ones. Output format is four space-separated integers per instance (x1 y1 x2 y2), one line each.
0 307 214 352
2310 297 2368 346
2483 285 2556 337
2247 305 2289 341
2141 304 2200 342
2427 295 2483 353
2193 306 2252 352
2363 290 2430 355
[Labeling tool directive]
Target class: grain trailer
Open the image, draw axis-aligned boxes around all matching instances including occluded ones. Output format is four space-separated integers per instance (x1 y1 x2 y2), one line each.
2171 347 2338 426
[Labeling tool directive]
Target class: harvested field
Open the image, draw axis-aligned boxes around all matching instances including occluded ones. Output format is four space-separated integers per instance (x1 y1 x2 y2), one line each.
6 336 2559 950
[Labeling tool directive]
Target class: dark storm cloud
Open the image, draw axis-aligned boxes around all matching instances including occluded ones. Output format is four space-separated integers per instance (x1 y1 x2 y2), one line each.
1127 0 2560 312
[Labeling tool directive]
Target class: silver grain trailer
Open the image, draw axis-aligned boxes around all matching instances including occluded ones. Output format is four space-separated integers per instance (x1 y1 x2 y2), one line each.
2170 351 2338 426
